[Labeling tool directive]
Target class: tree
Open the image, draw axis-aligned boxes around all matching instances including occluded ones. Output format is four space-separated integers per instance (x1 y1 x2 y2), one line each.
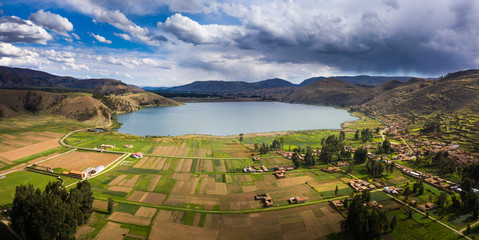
239 133 244 142
354 130 360 141
335 185 339 196
354 147 368 164
11 181 93 240
108 198 114 214
437 192 447 208
362 189 371 202
339 131 346 141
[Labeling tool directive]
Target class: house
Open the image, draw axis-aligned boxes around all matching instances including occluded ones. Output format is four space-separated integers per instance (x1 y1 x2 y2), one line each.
384 186 400 194
132 152 143 158
332 200 344 208
289 196 309 204
253 157 260 161
322 166 342 173
123 145 134 148
67 170 85 179
332 161 350 167
349 179 375 192
418 202 436 211
100 144 115 149
255 194 273 208
275 170 285 179
363 201 382 209
261 165 268 172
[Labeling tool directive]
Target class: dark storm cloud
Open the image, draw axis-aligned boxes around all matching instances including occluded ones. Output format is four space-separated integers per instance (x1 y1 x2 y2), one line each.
159 1 479 76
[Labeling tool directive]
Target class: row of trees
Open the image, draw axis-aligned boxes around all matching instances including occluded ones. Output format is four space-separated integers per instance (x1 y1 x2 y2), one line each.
342 195 397 239
254 138 284 155
11 181 94 240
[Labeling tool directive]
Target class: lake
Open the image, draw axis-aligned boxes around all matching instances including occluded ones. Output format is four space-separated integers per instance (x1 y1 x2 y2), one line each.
116 102 358 136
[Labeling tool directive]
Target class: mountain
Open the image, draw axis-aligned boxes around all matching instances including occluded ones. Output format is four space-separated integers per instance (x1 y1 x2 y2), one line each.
299 75 413 87
357 70 479 117
166 78 295 94
284 78 375 106
0 66 180 123
0 66 142 94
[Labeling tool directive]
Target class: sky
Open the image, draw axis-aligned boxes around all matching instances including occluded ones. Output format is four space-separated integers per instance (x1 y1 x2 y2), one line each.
0 0 478 87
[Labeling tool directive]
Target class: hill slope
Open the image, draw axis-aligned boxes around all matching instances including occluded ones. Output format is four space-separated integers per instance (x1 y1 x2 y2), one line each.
0 66 180 124
0 66 142 94
284 78 376 106
358 70 479 117
167 78 295 94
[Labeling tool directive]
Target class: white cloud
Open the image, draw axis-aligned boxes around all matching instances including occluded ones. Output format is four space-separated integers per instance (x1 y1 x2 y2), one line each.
71 33 80 40
159 13 243 45
91 33 112 44
0 16 52 44
114 33 131 41
29 10 73 37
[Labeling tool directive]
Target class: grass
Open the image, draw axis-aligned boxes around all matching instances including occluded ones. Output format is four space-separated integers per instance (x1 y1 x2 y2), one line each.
0 171 74 204
116 203 140 215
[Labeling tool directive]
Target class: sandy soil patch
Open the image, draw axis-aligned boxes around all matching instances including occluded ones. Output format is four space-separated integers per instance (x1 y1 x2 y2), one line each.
75 225 94 239
142 192 167 205
94 222 129 240
93 199 108 210
109 175 127 185
108 186 132 193
109 212 152 226
0 156 13 165
127 191 148 202
149 175 162 191
152 145 165 155
154 158 165 170
133 157 147 168
135 206 157 218
40 151 120 171
182 159 193 172
0 138 59 161
119 174 140 187
172 172 192 181
150 220 219 240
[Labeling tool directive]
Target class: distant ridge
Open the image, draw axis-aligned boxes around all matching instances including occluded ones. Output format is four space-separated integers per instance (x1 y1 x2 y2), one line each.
299 75 413 86
167 78 295 94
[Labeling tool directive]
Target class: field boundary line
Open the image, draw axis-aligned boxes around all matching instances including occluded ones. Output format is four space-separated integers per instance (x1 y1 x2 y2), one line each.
29 148 77 167
64 153 130 189
386 193 471 240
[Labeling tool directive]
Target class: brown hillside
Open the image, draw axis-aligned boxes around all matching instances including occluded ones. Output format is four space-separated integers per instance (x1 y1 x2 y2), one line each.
283 78 375 106
358 70 479 117
0 90 111 124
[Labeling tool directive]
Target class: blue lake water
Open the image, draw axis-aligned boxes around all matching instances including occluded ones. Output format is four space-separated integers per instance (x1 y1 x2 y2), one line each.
116 102 358 136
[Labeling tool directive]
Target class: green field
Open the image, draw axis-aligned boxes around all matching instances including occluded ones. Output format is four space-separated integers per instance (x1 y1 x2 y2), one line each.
0 171 78 205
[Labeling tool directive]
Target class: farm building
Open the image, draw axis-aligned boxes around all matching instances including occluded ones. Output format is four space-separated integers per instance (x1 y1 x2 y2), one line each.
418 202 436 211
253 157 260 161
349 179 375 192
123 145 134 148
132 152 143 158
275 170 285 179
322 167 342 173
100 144 115 149
261 165 268 172
255 194 274 208
383 186 400 194
64 170 85 179
332 161 350 167
289 196 309 204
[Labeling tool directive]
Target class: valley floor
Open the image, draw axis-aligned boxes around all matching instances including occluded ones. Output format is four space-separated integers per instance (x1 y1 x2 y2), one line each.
0 113 476 240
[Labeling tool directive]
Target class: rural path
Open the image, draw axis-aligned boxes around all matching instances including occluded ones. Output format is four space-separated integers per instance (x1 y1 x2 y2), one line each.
386 193 472 240
380 126 388 141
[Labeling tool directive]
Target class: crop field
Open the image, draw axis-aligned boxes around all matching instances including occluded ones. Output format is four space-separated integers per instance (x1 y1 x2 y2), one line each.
0 170 77 205
148 202 342 240
39 150 122 172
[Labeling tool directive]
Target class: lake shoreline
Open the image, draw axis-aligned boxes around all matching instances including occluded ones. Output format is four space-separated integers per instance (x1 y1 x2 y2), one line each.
116 101 359 137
